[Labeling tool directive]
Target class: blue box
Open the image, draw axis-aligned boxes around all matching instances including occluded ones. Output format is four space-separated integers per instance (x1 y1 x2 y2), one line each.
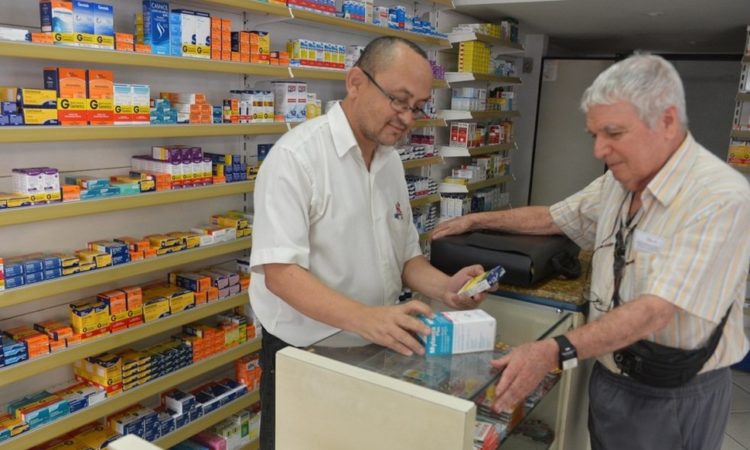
189 406 203 422
94 2 113 37
6 113 23 125
24 271 45 285
5 275 25 289
21 259 44 274
41 255 62 270
143 1 171 55
4 261 23 277
44 268 63 280
174 412 190 429
72 1 95 34
1 101 17 115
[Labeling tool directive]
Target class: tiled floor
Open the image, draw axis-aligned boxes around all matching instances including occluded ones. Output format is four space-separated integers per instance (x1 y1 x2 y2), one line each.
723 370 750 450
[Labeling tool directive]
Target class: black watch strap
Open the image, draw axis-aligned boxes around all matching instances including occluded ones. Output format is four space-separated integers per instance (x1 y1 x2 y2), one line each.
553 335 578 371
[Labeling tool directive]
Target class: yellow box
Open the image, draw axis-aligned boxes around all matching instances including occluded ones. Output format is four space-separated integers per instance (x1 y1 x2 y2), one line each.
17 88 57 108
0 192 32 208
143 296 170 322
22 108 59 125
166 231 201 249
69 301 109 333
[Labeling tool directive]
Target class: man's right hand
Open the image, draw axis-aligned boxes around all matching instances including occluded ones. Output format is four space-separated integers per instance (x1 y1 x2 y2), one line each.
430 215 473 240
354 300 434 356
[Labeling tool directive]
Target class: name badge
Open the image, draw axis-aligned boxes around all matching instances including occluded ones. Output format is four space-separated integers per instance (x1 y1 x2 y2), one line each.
633 230 664 253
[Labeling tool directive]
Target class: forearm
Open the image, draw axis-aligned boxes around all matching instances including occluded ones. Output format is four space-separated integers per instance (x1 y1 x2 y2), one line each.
402 256 451 302
263 263 368 333
468 206 562 235
565 294 677 360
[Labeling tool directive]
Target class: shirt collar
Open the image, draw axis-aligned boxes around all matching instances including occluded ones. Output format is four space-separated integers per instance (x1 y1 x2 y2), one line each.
326 101 397 172
645 133 696 207
328 101 360 158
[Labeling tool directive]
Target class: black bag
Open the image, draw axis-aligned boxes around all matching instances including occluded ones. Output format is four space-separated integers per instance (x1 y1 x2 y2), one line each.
613 305 731 388
430 231 581 287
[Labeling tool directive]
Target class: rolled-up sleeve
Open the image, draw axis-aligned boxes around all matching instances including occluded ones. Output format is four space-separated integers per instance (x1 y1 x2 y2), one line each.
250 146 314 273
549 174 607 250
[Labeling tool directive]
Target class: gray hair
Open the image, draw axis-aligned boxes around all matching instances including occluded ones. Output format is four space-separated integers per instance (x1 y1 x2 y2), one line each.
580 53 688 129
355 36 428 77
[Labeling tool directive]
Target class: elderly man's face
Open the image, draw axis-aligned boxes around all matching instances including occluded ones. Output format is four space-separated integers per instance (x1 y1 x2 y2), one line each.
586 101 674 193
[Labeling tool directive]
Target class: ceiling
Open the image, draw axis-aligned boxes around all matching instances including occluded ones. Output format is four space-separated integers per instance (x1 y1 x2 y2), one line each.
452 0 750 55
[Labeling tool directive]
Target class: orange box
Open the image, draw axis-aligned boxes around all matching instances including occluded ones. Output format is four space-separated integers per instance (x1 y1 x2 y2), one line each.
97 289 126 315
129 250 143 261
31 32 54 44
207 286 219 302
121 286 143 310
87 69 114 125
143 248 158 258
46 67 88 125
221 50 231 61
231 52 240 62
194 290 208 305
62 184 81 201
116 41 134 52
34 320 74 341
126 315 144 328
79 327 109 342
49 339 65 352
135 43 151 53
52 67 86 98
115 32 134 44
66 334 82 347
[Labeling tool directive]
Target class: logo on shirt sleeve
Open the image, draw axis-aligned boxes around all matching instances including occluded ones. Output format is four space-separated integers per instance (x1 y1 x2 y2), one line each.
394 201 404 220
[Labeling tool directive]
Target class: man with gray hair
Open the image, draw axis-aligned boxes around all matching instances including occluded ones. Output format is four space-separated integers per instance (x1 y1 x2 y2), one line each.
432 53 750 449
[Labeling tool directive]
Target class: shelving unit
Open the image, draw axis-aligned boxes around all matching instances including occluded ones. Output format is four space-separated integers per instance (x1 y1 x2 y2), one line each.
0 237 251 307
467 174 514 191
415 118 448 128
410 193 441 208
444 72 521 85
439 142 515 157
2 341 260 450
155 391 261 448
732 130 750 140
446 31 524 54
402 156 443 169
0 294 249 388
439 109 520 121
0 182 254 227
0 123 291 143
728 26 750 172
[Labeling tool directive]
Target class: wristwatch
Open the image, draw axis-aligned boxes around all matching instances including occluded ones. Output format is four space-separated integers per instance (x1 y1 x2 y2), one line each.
553 335 578 371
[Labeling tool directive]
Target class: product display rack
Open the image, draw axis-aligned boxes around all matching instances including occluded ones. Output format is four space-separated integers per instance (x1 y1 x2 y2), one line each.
739 92 750 102
732 130 750 140
410 193 441 208
0 181 254 227
438 142 515 157
402 156 443 169
446 31 524 54
154 391 261 449
439 109 520 121
415 118 448 127
444 72 521 85
0 294 248 388
0 237 251 307
0 123 293 144
467 174 514 192
1 340 260 450
728 26 750 172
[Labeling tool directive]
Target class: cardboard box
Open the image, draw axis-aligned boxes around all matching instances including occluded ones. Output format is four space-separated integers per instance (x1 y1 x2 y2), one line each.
419 309 496 356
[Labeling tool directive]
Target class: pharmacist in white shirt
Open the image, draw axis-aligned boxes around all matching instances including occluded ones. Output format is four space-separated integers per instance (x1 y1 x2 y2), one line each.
250 36 487 449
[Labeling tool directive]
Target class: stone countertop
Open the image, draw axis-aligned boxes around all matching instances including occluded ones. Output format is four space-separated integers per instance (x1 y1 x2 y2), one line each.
494 252 592 312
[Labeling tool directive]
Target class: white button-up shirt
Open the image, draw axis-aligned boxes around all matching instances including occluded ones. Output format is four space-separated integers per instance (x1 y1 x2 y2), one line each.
551 134 750 373
250 102 422 347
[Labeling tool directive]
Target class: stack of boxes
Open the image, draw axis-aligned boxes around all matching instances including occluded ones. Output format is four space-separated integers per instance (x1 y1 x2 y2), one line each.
235 354 261 391
3 326 50 360
487 87 514 112
65 174 119 200
39 0 114 48
97 287 144 333
451 87 487 112
271 82 307 123
287 40 345 69
87 69 115 125
150 98 178 124
405 175 438 200
458 41 491 74
210 17 232 61
228 90 275 123
287 0 336 15
231 31 271 64
145 145 214 187
3 253 63 289
160 92 212 124
1 335 28 368
12 167 62 204
0 87 23 126
6 390 69 431
69 299 110 340
115 236 158 260
170 9 211 59
170 272 220 305
142 283 196 323
116 349 151 392
109 405 159 440
145 339 192 379
204 153 247 183
14 88 59 126
53 382 106 414
74 352 123 398
113 83 150 125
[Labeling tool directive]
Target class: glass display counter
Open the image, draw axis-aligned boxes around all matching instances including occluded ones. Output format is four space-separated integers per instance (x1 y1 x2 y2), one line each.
275 296 576 450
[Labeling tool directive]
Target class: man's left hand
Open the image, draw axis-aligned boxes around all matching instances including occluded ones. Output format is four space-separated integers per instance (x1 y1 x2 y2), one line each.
489 339 558 412
442 264 491 309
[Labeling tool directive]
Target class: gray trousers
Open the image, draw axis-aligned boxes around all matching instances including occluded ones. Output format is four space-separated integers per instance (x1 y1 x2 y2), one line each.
588 361 732 450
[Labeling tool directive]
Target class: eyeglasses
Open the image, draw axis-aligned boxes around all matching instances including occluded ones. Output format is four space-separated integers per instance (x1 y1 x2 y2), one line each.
360 68 429 119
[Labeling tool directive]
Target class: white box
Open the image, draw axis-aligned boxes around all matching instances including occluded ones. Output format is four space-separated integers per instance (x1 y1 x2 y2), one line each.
420 309 496 355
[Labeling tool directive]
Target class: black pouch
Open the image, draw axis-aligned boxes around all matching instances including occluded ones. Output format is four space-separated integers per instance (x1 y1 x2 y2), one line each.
613 306 731 388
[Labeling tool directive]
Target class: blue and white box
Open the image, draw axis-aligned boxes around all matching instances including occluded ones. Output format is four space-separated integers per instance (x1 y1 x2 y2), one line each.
143 0 170 55
419 309 496 356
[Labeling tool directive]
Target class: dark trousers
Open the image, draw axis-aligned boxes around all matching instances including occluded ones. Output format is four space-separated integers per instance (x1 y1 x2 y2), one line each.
259 328 293 450
588 361 732 450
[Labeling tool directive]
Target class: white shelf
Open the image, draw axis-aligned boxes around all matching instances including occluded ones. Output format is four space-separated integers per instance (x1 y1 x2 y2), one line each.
439 110 520 121
444 72 521 85
439 174 514 193
446 31 524 54
439 142 515 157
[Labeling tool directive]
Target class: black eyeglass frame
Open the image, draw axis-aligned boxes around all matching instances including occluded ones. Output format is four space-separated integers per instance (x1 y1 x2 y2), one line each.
359 68 429 119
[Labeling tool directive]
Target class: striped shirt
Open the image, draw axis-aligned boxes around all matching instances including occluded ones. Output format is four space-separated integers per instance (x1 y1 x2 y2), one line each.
550 134 750 373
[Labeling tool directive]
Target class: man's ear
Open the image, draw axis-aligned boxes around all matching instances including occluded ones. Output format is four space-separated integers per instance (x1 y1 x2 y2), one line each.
661 105 680 139
346 66 366 98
